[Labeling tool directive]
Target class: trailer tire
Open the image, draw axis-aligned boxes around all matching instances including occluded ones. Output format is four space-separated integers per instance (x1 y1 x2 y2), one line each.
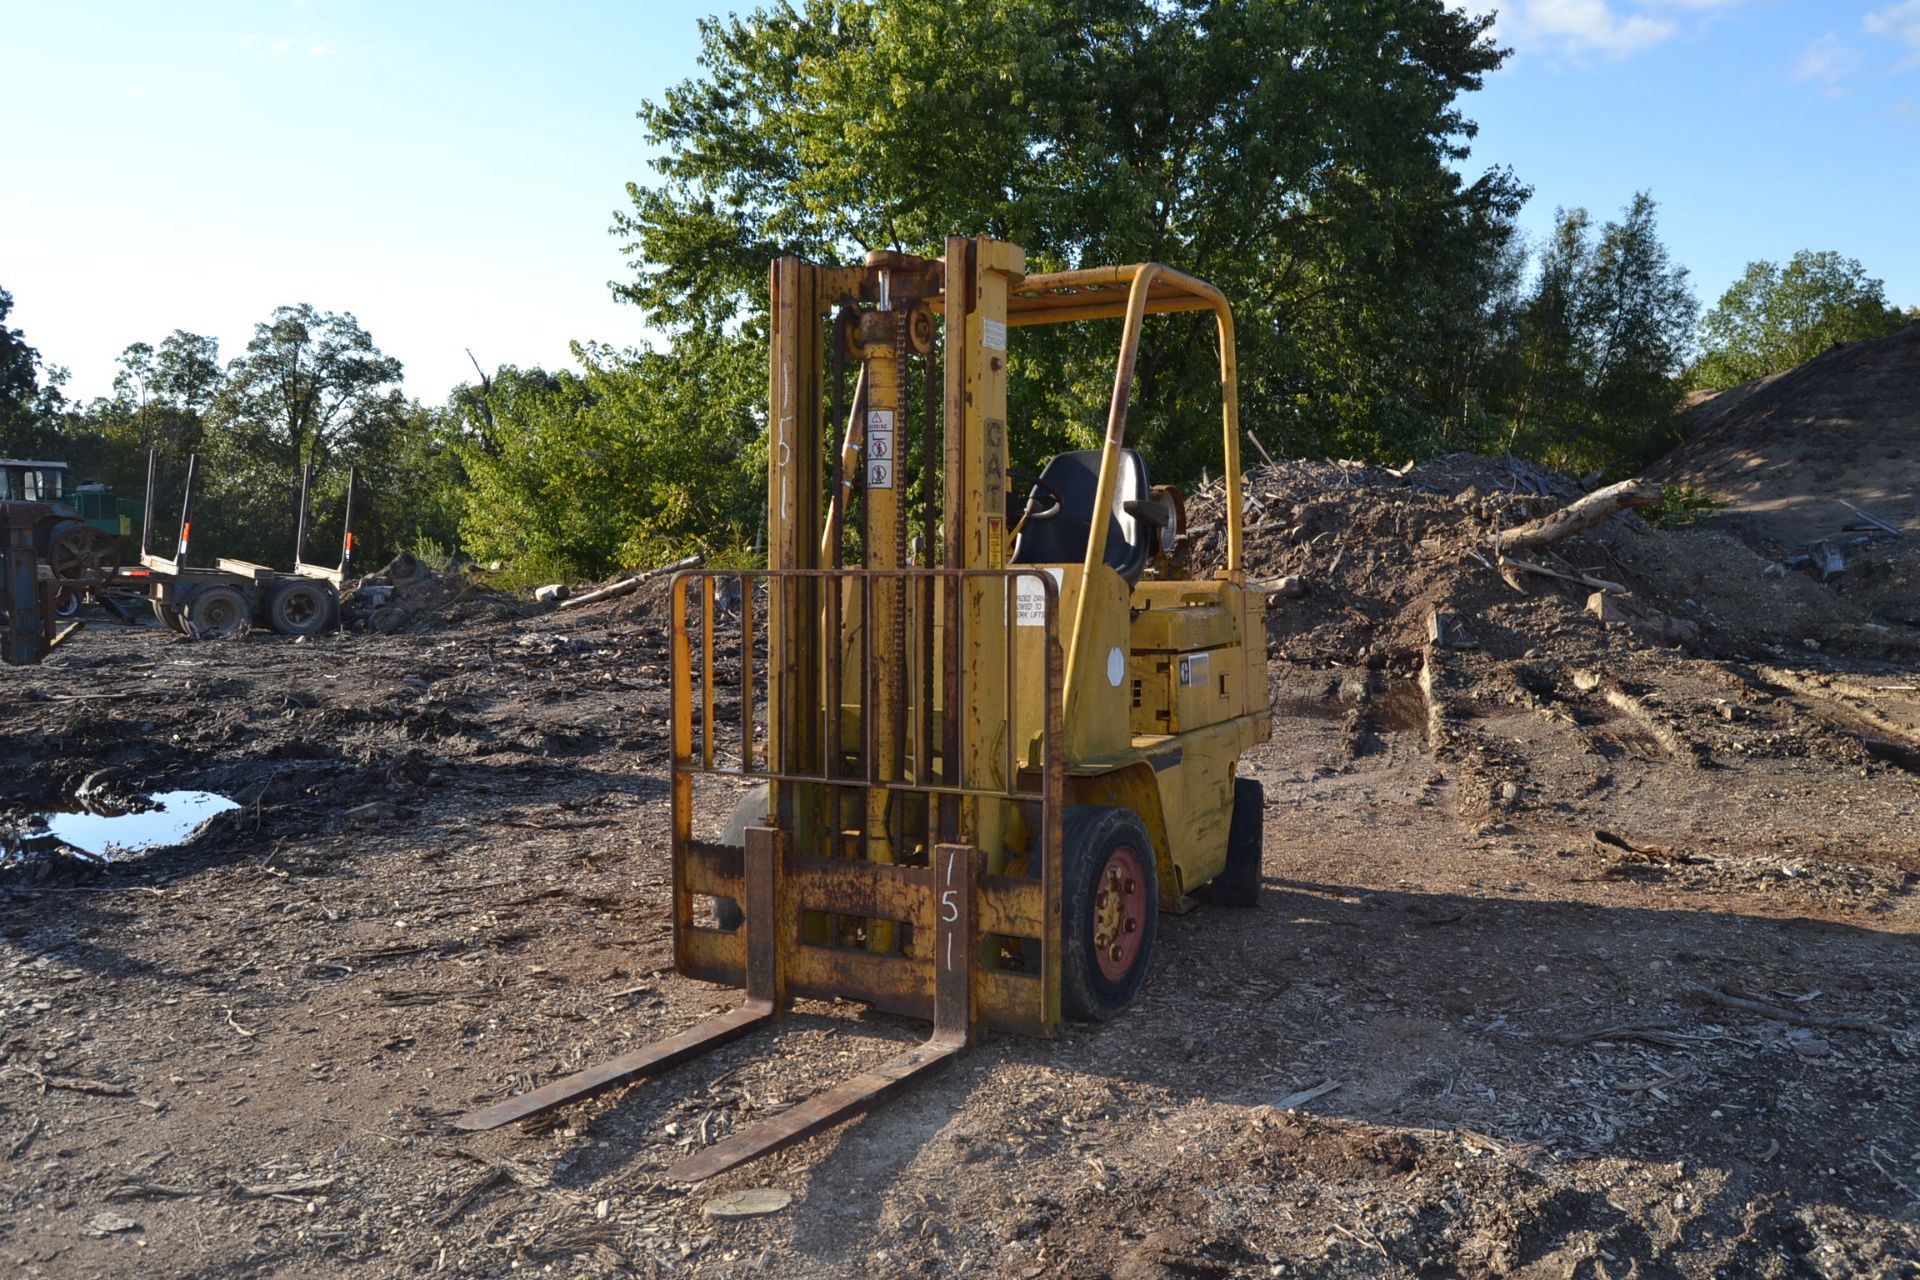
52 587 81 620
186 585 250 638
266 579 335 637
1207 778 1265 908
711 782 770 932
1061 806 1158 1022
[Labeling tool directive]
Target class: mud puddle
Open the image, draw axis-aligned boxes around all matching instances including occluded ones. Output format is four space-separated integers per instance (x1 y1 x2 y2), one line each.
31 790 238 859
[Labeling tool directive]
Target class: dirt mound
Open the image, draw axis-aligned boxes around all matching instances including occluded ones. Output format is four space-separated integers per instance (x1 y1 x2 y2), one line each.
340 554 541 633
1651 322 1920 553
1179 453 1911 665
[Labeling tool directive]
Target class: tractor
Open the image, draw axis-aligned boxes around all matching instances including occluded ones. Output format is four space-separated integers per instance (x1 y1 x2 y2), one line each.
456 238 1270 1182
0 458 134 620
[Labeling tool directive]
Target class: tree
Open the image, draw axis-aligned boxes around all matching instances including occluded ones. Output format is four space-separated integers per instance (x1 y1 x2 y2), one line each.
0 285 66 457
102 339 207 464
1506 194 1697 474
216 304 405 473
455 332 764 579
154 330 223 418
1692 250 1907 390
616 0 1526 476
193 305 407 565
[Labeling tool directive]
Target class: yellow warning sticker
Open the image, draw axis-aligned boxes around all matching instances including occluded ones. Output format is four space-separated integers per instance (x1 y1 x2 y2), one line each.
986 515 1004 568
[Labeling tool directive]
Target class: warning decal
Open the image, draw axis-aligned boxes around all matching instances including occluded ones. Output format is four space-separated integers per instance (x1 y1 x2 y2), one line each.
866 409 895 490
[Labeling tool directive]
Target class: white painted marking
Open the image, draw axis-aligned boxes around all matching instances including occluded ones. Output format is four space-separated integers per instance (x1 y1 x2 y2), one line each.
1107 646 1125 687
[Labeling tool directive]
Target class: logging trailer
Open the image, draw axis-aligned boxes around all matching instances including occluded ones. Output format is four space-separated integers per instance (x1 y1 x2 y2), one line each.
124 451 354 638
456 237 1272 1181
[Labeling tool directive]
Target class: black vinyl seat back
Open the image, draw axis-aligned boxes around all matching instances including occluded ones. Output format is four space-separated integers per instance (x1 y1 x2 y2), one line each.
1009 448 1153 586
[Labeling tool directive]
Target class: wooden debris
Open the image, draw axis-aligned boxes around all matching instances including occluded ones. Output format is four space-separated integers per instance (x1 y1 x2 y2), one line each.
1861 736 1920 773
1255 575 1308 599
1493 477 1662 553
1274 1079 1342 1110
232 1173 338 1197
1592 829 1713 868
1426 610 1475 649
703 1187 794 1219
1588 592 1635 624
1807 540 1846 581
7 1114 43 1159
1551 1024 1722 1049
2 1065 133 1098
556 554 703 612
1614 1063 1691 1098
434 1166 508 1227
106 1182 199 1201
1839 500 1903 537
1682 983 1893 1035
1502 554 1627 595
372 986 497 1006
1599 686 1709 768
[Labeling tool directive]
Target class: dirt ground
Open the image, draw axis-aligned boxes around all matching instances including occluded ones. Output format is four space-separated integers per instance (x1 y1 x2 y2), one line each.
4 460 1920 1279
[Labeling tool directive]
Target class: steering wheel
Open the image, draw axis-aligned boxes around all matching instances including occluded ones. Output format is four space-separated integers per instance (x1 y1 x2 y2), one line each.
1007 468 1065 523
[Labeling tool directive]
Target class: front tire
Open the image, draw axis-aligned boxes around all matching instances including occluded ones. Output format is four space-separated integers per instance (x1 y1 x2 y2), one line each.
1061 806 1158 1022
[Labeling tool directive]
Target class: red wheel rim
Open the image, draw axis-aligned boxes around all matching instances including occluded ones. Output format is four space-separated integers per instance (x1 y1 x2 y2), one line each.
1091 844 1149 982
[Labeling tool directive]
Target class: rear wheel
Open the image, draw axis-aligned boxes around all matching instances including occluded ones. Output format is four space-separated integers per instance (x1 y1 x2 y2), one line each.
1208 777 1265 908
266 579 335 637
151 599 186 632
186 585 250 638
45 521 119 580
711 783 770 932
1061 806 1158 1021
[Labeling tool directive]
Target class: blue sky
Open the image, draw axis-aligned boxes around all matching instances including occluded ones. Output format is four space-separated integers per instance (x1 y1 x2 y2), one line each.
3 1 1915 407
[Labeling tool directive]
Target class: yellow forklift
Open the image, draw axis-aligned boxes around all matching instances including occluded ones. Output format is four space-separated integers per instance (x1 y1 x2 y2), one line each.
457 237 1271 1180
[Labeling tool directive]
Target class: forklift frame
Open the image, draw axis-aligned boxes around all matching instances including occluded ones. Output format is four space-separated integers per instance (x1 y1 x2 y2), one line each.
454 238 1267 1183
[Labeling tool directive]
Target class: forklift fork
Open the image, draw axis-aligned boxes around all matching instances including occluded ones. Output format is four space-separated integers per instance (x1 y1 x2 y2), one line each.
452 831 982 1183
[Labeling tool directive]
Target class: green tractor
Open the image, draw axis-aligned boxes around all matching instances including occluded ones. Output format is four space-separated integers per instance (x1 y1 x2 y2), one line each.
0 459 144 618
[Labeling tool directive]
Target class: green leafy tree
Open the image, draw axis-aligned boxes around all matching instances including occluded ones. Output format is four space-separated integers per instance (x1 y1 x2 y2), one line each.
1506 194 1697 474
195 305 409 565
0 286 66 457
1692 250 1907 390
456 332 764 579
97 335 215 466
154 330 224 418
216 305 405 472
617 0 1526 478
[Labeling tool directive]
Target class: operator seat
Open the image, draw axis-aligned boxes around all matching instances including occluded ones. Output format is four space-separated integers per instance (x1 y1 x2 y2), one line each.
1009 448 1163 587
